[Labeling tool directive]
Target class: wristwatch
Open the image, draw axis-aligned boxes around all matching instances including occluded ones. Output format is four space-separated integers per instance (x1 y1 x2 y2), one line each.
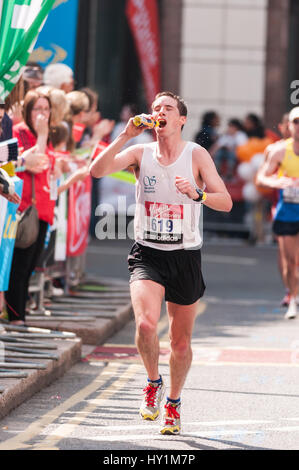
193 188 207 202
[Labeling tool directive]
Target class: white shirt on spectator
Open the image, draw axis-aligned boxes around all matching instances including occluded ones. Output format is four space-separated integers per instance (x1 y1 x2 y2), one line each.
217 131 248 150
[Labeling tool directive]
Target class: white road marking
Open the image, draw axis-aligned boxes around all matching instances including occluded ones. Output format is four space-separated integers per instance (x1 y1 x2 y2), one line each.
186 420 273 426
267 426 299 432
38 421 299 443
183 430 262 438
54 420 273 430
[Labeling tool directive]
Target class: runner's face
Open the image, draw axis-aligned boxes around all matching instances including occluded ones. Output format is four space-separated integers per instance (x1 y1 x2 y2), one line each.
152 96 186 134
289 119 299 141
278 118 291 140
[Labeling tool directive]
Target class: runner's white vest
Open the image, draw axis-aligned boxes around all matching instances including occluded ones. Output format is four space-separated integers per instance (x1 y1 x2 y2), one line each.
134 141 203 250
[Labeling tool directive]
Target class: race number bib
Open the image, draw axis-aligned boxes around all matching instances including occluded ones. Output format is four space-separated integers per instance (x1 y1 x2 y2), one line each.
143 201 183 244
283 186 299 204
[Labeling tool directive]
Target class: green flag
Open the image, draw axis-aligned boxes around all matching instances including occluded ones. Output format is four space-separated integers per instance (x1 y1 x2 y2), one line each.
0 0 55 102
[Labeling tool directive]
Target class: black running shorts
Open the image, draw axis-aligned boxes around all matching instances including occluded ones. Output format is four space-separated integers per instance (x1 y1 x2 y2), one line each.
128 242 206 305
273 220 299 236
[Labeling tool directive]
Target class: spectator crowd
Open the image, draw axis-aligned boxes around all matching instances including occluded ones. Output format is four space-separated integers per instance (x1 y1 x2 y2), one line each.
0 62 118 325
194 109 280 184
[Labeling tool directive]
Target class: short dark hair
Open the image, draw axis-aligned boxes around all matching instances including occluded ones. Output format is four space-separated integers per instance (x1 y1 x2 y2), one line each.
152 91 188 117
228 118 244 131
202 111 218 127
245 113 265 138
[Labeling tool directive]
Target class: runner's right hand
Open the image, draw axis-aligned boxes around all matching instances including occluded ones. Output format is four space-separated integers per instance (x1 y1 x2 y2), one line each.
124 117 148 139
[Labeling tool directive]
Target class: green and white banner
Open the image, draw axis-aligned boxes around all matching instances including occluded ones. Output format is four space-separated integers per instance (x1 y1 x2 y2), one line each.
0 0 55 102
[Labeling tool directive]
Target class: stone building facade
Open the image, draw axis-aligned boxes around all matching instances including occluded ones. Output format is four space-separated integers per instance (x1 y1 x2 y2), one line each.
160 0 298 140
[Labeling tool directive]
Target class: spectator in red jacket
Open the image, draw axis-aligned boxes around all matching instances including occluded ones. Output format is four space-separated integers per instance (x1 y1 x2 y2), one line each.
5 90 56 324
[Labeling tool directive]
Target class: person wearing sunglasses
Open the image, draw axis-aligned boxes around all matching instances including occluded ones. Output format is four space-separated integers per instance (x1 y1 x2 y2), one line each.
23 64 44 94
257 107 299 320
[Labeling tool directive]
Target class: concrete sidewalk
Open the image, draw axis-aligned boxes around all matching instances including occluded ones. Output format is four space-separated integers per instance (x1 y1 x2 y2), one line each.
0 276 133 420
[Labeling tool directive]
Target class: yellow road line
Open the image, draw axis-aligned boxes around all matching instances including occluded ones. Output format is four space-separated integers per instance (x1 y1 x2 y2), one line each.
0 361 141 450
32 361 141 450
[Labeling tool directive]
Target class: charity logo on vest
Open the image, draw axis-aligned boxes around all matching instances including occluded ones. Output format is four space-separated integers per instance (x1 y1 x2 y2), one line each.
143 175 156 193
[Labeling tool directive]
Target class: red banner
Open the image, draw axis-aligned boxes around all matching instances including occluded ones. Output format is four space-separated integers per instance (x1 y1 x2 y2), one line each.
90 140 109 161
126 0 161 110
67 175 91 257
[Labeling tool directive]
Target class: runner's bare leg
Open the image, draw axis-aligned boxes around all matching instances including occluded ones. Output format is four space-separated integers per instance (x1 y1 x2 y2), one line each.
130 280 165 381
279 234 299 297
277 237 288 289
166 300 198 399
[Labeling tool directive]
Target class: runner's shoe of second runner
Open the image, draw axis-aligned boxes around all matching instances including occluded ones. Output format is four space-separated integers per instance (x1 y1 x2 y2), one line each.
160 401 181 435
139 379 165 421
284 296 297 320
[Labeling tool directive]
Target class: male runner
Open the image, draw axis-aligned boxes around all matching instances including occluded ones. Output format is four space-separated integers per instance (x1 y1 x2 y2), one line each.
90 92 232 434
257 107 299 319
256 113 291 307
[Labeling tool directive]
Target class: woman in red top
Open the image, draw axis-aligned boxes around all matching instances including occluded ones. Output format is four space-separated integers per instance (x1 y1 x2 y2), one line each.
5 91 56 324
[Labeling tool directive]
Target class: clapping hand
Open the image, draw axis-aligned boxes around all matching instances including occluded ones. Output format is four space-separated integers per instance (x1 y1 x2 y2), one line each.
23 146 49 174
0 187 21 204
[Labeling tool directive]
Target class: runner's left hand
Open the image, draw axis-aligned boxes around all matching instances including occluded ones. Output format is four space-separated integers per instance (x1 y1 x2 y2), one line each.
175 176 198 199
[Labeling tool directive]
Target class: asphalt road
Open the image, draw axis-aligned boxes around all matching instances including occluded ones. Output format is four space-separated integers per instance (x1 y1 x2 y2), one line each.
1 236 299 453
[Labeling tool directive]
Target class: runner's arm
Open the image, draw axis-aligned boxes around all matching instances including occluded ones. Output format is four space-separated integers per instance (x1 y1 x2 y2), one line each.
176 147 232 212
256 146 293 189
195 147 233 212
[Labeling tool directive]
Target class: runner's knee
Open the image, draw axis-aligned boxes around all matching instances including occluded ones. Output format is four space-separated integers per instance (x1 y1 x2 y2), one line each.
136 315 158 337
170 337 192 358
285 253 297 270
